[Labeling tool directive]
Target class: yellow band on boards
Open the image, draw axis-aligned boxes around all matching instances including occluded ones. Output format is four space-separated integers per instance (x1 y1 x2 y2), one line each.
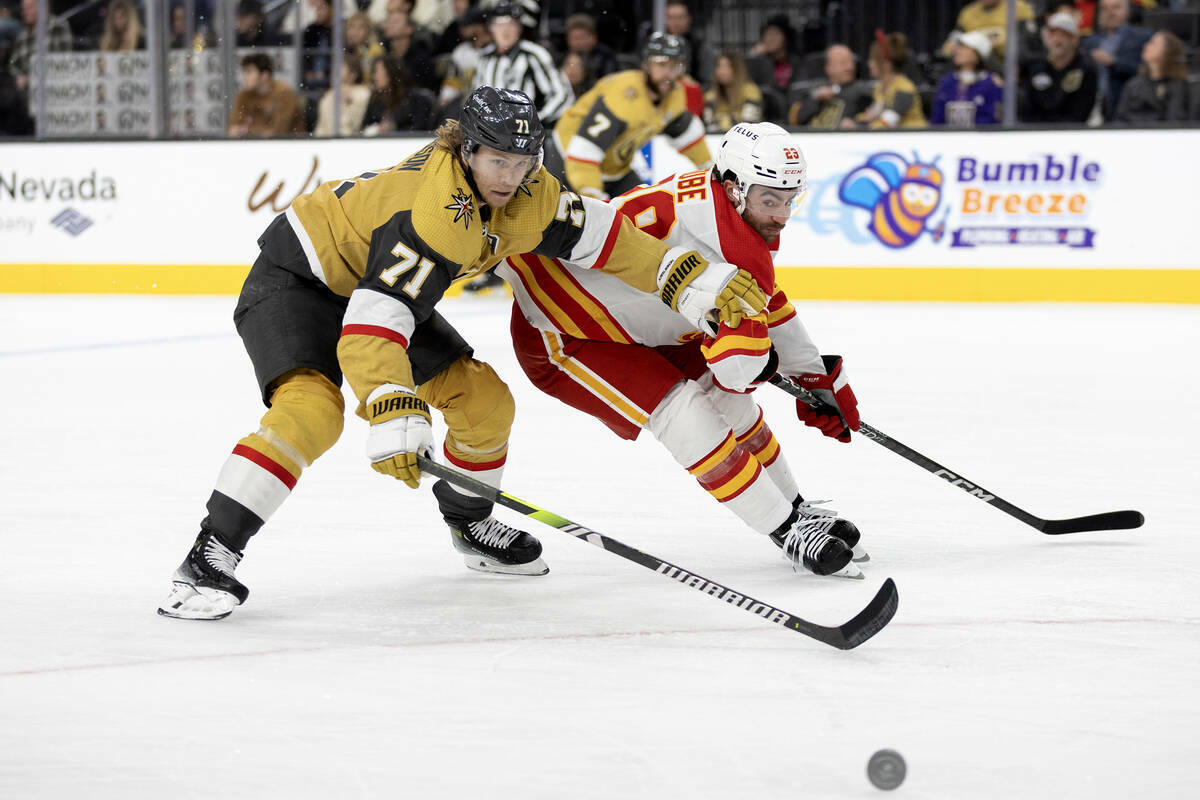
1 263 1198 304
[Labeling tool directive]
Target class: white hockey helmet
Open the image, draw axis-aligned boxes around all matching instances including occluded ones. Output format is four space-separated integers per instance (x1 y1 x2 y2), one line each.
715 122 808 212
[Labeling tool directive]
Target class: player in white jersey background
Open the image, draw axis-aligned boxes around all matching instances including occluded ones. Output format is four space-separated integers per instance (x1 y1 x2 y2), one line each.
497 122 868 580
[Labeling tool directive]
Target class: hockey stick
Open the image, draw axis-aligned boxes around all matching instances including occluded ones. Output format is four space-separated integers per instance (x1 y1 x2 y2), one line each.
769 374 1144 535
417 456 898 650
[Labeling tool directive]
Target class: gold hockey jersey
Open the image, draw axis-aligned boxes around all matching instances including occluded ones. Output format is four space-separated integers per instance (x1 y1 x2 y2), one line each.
281 139 671 411
555 70 711 199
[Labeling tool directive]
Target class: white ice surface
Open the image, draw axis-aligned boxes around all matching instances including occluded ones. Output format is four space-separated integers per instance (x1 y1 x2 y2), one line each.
1 294 1197 799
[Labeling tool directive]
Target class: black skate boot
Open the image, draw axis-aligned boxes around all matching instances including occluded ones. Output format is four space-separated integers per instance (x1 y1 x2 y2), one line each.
434 477 548 575
769 502 862 579
157 529 249 620
448 516 549 576
793 495 869 562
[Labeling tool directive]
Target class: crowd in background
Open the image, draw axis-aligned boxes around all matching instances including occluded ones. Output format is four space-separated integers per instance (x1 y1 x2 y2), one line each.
2 0 1199 137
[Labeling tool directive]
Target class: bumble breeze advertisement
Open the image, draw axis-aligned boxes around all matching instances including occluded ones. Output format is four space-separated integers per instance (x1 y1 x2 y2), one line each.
651 129 1199 271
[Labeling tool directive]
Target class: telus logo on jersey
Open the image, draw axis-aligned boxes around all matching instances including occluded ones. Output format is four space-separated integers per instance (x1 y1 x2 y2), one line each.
0 170 117 203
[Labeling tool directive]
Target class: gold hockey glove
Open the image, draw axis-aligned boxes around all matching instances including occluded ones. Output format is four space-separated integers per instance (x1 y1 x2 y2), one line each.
365 385 434 489
657 247 767 333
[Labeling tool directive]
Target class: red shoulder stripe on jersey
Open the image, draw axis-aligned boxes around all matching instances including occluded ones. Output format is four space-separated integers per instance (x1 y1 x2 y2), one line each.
232 444 298 490
589 211 624 271
678 133 706 152
566 155 601 165
340 324 409 348
442 443 507 472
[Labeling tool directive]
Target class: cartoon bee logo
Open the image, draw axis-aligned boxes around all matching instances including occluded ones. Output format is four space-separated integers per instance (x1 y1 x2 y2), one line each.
839 152 944 248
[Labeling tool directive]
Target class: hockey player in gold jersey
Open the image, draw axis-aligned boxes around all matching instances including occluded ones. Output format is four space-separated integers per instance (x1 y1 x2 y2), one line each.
158 87 769 621
552 32 712 201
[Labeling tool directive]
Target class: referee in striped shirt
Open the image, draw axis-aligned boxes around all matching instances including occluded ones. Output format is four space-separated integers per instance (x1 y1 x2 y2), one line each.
473 3 573 131
464 2 572 293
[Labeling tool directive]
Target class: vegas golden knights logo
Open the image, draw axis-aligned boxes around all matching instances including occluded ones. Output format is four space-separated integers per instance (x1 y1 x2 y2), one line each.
444 188 475 229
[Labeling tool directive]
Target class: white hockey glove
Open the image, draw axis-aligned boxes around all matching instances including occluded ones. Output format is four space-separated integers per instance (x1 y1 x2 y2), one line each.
365 384 434 489
656 246 767 334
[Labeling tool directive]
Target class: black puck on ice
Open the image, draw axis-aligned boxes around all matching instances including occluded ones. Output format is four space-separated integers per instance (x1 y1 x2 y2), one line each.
867 749 906 791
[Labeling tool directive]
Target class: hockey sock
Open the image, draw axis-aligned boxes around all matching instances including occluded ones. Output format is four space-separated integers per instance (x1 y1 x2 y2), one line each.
433 437 508 522
648 380 793 534
735 409 799 500
202 371 344 550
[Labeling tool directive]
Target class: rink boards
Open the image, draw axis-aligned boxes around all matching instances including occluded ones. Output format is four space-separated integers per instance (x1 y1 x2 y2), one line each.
1 130 1198 302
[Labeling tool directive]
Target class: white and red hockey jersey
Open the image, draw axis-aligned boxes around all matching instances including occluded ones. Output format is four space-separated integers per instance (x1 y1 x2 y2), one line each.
498 168 825 391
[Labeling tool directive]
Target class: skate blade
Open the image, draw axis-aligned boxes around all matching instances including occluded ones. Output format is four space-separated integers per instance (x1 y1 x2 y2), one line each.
157 582 238 620
462 554 549 576
829 560 865 580
851 544 871 563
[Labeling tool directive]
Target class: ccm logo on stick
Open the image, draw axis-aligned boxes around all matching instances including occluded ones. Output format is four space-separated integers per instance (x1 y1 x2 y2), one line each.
934 469 996 501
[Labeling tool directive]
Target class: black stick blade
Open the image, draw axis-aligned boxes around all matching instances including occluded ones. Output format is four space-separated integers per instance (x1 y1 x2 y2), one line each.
804 578 900 650
1039 510 1145 535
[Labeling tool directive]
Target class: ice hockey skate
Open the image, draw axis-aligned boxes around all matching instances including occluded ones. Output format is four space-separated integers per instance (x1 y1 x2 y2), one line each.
770 501 863 579
794 496 870 562
157 530 249 620
448 516 549 576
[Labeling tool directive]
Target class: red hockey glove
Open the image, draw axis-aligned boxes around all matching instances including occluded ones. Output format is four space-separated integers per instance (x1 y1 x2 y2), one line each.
791 355 860 443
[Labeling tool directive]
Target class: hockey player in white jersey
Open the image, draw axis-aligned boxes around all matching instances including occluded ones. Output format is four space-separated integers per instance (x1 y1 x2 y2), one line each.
499 122 867 579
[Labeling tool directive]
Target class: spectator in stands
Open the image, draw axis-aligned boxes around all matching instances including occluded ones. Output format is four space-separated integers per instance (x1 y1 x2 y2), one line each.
373 0 437 48
703 51 762 132
560 50 593 98
786 43 872 128
565 14 617 86
473 2 571 125
1115 29 1191 122
1072 1 1097 35
229 52 306 136
664 1 714 87
302 0 334 92
0 2 35 136
1083 0 1151 120
8 0 72 94
432 0 473 55
856 31 927 128
746 14 804 95
345 11 385 76
98 0 144 52
932 30 1003 126
361 53 437 133
384 7 437 90
1019 11 1098 124
314 54 372 136
0 1 20 43
943 0 1036 61
236 0 290 48
436 6 489 109
169 3 188 48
